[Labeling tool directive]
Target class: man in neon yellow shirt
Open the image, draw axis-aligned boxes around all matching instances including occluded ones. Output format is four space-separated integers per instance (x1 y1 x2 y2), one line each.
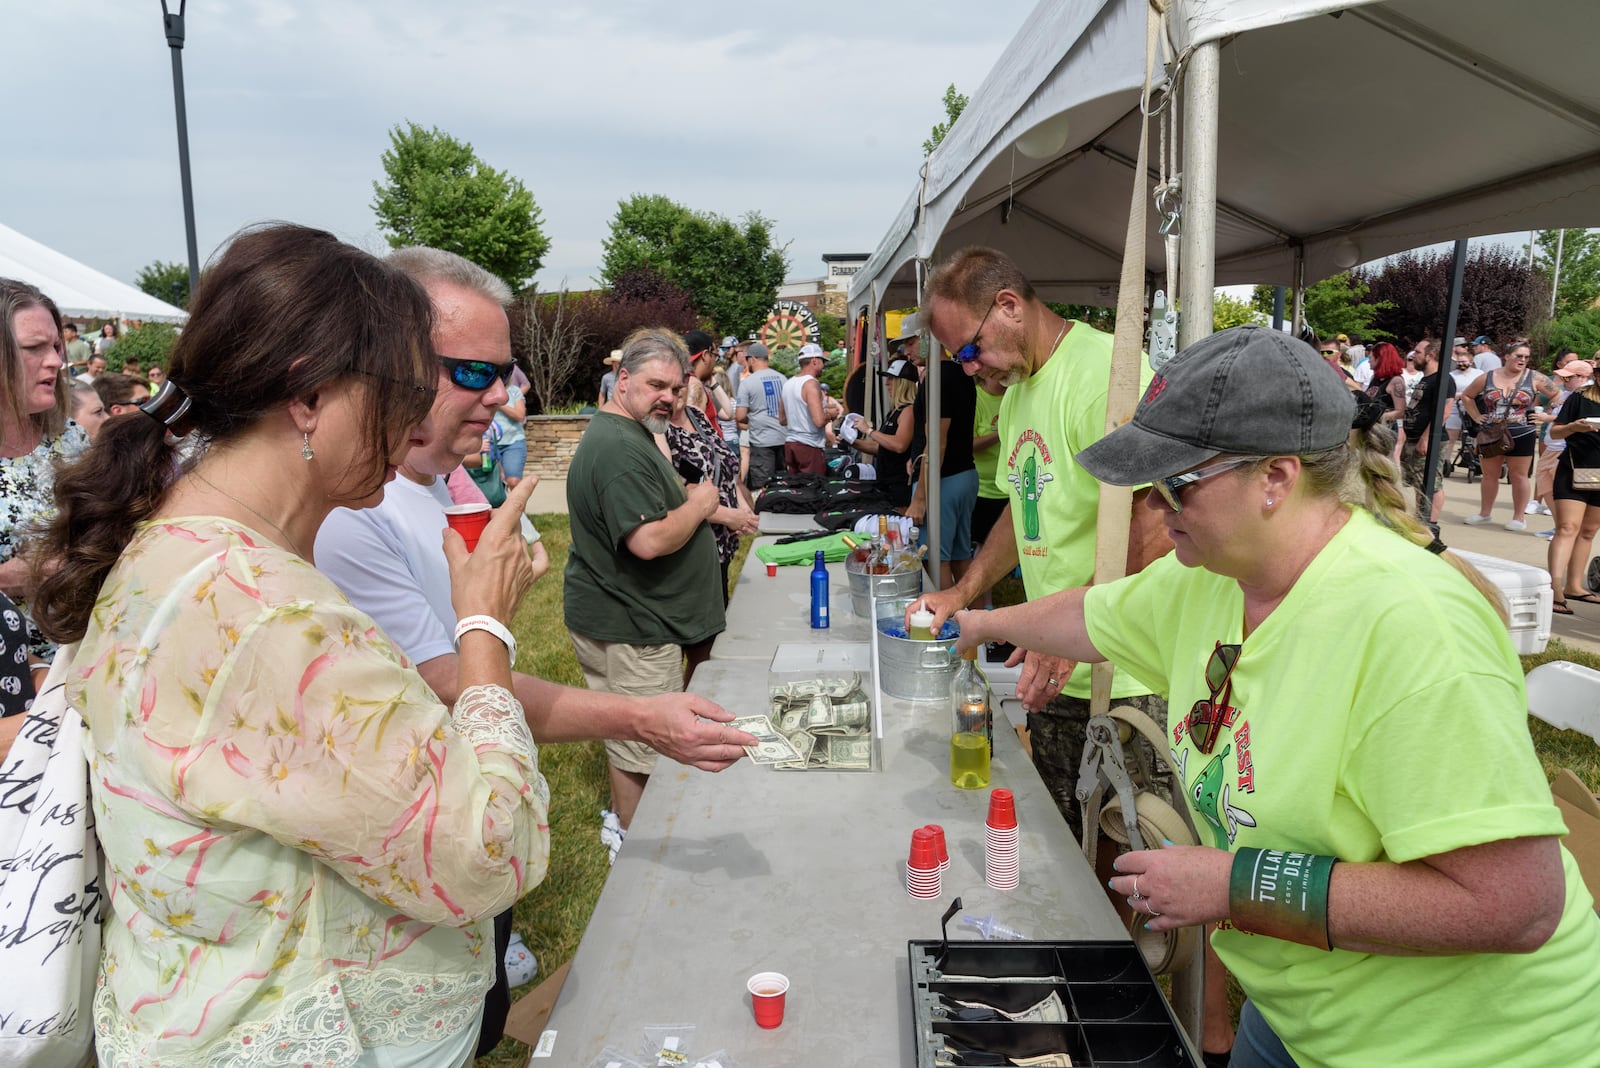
916 247 1171 839
970 378 1009 563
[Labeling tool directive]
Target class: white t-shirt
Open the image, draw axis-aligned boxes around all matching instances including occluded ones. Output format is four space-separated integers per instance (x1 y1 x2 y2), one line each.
316 475 458 665
1474 350 1502 372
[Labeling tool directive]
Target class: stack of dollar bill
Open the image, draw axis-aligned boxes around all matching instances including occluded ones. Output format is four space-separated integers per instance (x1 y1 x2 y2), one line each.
732 673 875 770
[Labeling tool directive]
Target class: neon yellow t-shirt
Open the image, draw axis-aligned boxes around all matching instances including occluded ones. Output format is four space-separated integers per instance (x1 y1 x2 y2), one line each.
998 321 1157 699
1083 508 1600 1068
973 386 1006 501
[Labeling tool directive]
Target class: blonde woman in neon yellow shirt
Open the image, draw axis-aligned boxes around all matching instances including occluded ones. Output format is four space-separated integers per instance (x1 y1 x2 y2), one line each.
955 326 1600 1068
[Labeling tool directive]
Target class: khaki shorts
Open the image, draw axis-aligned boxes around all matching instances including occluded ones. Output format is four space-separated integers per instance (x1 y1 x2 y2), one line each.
1535 446 1562 502
569 632 683 774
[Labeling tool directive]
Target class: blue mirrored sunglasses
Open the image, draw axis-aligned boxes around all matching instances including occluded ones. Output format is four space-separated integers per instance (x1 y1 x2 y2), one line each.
439 355 515 391
953 298 999 364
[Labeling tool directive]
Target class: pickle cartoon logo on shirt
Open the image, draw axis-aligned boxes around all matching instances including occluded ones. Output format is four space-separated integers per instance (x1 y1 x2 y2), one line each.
1174 742 1257 849
1005 429 1055 541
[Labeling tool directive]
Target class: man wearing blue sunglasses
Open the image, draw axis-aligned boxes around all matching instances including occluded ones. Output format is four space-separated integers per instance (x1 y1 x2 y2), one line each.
317 247 754 1056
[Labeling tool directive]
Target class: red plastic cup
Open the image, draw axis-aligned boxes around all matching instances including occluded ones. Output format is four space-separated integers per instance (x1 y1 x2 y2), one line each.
987 788 1017 830
925 824 949 871
766 561 778 577
909 827 940 869
443 503 492 552
748 971 789 1028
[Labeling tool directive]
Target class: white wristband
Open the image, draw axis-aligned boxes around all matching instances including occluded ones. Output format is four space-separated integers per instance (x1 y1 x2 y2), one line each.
454 614 517 668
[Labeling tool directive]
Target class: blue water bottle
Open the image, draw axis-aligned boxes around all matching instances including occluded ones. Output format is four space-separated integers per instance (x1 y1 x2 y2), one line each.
809 549 829 629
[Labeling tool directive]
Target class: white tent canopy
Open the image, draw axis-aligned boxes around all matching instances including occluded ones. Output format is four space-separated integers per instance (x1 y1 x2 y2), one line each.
0 222 188 324
851 0 1600 312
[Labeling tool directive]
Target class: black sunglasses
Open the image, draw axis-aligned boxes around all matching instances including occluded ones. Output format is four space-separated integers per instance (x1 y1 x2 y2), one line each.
439 355 516 391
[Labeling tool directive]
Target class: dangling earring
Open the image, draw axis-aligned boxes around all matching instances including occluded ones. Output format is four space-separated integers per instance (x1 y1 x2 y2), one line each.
302 431 315 461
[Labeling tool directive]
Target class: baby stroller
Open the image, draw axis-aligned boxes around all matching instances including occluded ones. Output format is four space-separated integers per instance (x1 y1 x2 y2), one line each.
1452 429 1482 483
1451 412 1482 483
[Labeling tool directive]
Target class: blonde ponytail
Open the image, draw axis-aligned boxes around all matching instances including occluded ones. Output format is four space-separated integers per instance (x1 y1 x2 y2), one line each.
1347 425 1509 624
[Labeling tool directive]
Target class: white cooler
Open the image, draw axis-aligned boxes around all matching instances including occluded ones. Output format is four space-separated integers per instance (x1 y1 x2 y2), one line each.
1454 549 1553 655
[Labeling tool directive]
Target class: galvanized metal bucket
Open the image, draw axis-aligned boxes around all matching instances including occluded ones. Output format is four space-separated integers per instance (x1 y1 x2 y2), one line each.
873 595 960 702
845 556 922 618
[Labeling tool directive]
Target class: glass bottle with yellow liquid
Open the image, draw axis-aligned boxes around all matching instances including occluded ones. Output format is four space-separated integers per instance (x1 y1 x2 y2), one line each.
949 645 992 789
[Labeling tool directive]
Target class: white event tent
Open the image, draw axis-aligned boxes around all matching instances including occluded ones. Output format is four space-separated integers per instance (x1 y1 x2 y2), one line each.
0 222 188 324
850 0 1600 315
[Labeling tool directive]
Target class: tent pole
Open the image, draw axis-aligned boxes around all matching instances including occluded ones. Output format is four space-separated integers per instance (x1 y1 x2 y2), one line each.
1177 42 1220 347
1272 286 1286 331
1170 37 1221 1050
161 1 201 298
1422 239 1468 517
1292 248 1306 336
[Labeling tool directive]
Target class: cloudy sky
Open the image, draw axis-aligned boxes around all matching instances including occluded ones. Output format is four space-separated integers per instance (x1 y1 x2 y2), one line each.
8 0 1039 297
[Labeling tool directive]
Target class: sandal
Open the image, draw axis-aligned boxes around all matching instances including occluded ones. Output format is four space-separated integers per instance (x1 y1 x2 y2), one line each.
1565 591 1600 605
1554 600 1574 615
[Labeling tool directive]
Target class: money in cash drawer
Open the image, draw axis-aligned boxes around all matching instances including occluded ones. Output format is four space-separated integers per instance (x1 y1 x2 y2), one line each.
764 643 880 772
908 940 1199 1067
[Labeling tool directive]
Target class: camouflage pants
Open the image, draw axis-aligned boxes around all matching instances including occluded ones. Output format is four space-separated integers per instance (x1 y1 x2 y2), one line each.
1026 692 1171 842
1400 441 1447 524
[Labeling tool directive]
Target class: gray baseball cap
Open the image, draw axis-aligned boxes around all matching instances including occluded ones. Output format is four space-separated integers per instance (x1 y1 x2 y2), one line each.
746 342 770 361
1077 325 1356 485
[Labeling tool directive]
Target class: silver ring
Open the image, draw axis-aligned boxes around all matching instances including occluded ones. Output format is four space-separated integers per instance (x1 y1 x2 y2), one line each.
1047 677 1059 687
1131 875 1142 899
1148 902 1162 917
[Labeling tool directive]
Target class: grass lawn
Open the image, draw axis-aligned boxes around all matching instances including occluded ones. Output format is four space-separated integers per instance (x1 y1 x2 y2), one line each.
475 518 752 1066
475 526 1600 1065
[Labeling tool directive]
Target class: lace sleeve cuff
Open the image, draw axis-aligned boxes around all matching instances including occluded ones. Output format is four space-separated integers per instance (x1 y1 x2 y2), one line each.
453 683 536 760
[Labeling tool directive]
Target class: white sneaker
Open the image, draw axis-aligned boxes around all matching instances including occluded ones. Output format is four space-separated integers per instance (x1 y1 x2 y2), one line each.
600 808 625 865
504 932 539 987
1463 515 1493 525
1528 502 1549 515
1504 519 1526 532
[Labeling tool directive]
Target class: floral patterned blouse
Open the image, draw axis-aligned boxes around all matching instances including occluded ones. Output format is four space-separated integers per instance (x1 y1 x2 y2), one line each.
69 517 551 1067
666 405 742 564
0 423 88 657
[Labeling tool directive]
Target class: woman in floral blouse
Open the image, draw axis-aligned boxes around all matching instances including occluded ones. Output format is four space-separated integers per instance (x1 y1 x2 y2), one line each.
32 223 549 1068
0 279 88 659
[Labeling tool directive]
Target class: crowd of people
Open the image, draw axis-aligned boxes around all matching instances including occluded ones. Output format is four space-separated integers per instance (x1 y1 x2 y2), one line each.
3 232 1599 1068
1317 330 1600 616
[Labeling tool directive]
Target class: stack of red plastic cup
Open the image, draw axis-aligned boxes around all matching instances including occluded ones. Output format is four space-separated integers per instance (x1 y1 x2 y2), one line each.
925 824 949 873
907 827 942 898
985 788 1019 890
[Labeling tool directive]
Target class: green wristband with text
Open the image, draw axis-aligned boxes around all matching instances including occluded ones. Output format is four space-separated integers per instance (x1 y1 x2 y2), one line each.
1229 846 1337 951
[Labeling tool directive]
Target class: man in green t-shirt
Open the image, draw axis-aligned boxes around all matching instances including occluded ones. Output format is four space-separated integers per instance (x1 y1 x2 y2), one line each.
565 329 726 833
916 247 1173 840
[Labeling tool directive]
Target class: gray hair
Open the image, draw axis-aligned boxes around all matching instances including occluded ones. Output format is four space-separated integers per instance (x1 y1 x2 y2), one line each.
618 327 690 378
386 246 512 307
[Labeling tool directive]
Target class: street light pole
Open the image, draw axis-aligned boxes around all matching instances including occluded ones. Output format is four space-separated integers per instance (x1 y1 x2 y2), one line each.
161 0 200 300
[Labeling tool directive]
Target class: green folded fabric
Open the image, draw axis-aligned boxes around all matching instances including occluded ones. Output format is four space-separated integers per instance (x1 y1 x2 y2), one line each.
755 532 856 566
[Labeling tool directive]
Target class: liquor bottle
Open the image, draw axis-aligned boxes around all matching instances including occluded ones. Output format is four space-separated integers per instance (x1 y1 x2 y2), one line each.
873 515 892 574
809 550 829 629
949 646 991 789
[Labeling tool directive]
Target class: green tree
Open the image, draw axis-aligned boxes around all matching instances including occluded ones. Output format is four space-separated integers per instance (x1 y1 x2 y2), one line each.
1547 307 1600 360
1045 302 1116 332
599 195 787 337
1250 273 1392 341
1212 291 1264 330
1529 228 1600 320
134 260 189 310
371 122 550 290
923 84 970 156
106 323 179 371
